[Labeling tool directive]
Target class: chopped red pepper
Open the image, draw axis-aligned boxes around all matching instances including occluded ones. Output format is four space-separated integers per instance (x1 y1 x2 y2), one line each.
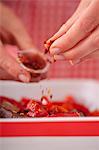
20 98 31 108
0 95 99 118
89 110 99 116
26 100 48 117
0 96 23 113
50 112 80 117
41 96 50 105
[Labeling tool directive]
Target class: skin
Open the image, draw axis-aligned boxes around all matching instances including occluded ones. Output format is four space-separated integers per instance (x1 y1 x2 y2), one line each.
0 3 46 82
46 0 99 64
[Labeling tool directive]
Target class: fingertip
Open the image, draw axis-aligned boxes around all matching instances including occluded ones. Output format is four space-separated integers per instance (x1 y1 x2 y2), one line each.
18 72 31 83
69 59 81 65
18 74 29 82
18 65 31 82
44 39 54 50
49 47 61 55
54 54 65 61
49 35 67 55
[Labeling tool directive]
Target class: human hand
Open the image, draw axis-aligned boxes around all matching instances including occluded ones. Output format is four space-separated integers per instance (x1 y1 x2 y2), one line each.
45 0 99 64
0 3 47 82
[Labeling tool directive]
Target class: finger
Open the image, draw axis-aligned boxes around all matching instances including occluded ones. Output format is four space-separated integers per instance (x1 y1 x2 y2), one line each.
12 26 34 50
0 27 12 44
45 18 77 47
45 8 80 49
3 45 46 82
0 68 14 80
0 43 31 82
50 1 99 55
70 50 99 65
45 0 92 49
80 49 99 62
4 44 18 59
0 3 34 50
54 25 99 62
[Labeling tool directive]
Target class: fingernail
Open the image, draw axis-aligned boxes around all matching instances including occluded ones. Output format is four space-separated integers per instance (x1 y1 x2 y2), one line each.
44 49 49 54
18 74 30 82
44 41 47 44
50 48 61 55
54 55 65 60
69 59 80 66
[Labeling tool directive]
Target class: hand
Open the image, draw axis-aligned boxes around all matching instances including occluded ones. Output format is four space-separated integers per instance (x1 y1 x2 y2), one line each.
0 3 47 82
46 0 99 64
0 42 31 82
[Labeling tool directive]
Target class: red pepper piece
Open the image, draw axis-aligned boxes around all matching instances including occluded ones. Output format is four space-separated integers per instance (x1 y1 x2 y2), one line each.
41 96 50 105
52 102 64 106
26 100 48 117
47 104 68 115
0 96 23 112
89 110 99 116
27 110 49 117
73 103 90 116
50 112 80 117
62 96 76 111
20 98 31 108
64 96 90 116
26 100 40 111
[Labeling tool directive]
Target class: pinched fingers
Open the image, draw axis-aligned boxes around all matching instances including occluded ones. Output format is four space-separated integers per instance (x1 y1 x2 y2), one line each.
45 0 92 51
54 25 99 64
49 0 99 55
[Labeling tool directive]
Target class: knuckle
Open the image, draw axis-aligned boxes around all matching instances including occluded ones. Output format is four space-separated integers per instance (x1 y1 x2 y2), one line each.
79 17 96 34
68 55 74 60
0 57 17 76
64 52 76 60
0 58 11 71
66 35 74 45
61 21 70 29
60 23 67 30
92 36 99 48
0 56 6 67
62 22 67 27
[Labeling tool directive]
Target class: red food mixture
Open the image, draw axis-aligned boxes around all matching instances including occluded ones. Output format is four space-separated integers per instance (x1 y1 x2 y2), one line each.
18 53 46 70
0 96 99 118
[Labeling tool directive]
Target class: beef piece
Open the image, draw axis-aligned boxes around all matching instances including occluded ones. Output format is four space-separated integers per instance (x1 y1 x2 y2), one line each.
0 107 13 118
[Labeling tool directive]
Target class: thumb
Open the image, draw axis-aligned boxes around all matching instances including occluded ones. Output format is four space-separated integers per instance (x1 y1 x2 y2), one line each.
0 44 31 82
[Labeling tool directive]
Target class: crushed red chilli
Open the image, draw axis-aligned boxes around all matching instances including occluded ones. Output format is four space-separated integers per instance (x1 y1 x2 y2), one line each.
0 96 99 118
44 40 54 54
44 40 56 63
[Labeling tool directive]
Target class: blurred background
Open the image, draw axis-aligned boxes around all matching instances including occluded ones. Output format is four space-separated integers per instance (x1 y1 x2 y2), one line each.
2 0 99 79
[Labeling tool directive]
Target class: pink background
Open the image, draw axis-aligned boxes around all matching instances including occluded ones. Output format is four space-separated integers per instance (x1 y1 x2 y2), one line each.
3 0 99 79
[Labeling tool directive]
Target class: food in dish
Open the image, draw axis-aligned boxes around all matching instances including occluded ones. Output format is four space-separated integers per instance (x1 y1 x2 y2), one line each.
0 96 99 118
